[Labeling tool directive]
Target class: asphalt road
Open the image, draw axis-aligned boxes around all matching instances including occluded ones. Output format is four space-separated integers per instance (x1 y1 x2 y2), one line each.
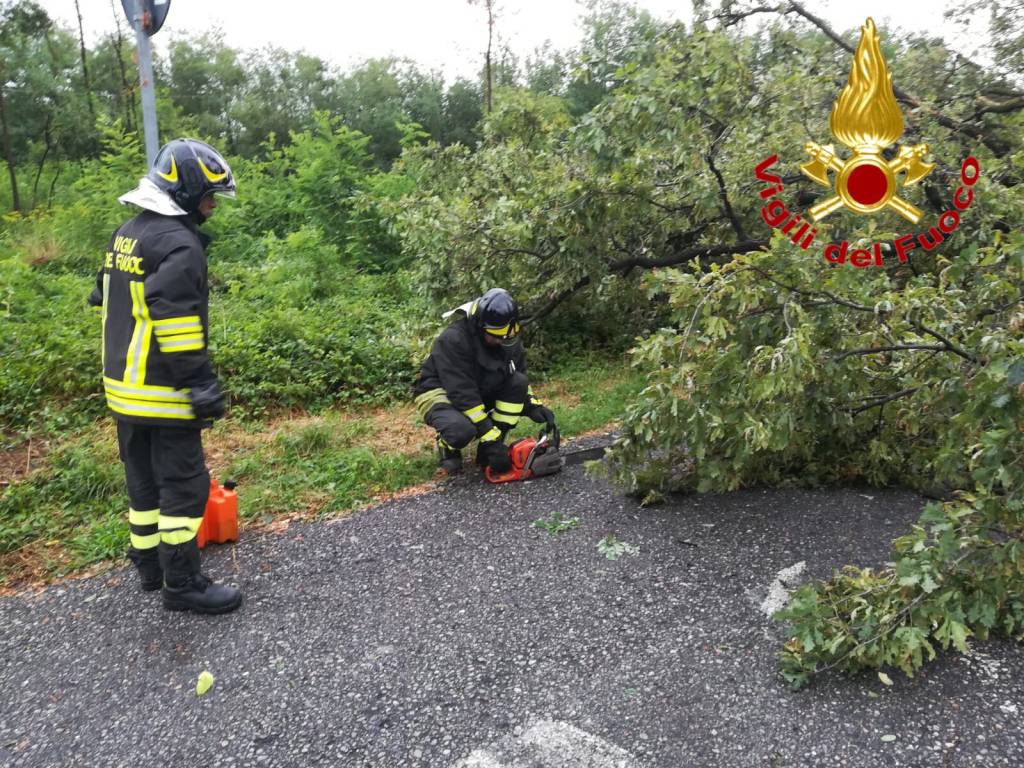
2 449 1023 767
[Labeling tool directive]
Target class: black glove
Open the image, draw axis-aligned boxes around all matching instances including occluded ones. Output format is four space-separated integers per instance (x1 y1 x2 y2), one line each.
189 379 226 420
479 440 512 473
526 403 556 428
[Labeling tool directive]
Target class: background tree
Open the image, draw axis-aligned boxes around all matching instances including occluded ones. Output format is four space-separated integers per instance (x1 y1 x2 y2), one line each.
467 0 498 113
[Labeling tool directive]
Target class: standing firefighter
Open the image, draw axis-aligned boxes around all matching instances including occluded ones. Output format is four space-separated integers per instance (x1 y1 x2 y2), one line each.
89 138 242 614
414 288 557 473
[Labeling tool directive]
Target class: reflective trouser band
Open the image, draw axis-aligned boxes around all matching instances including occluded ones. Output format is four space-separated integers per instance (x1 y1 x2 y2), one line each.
479 426 502 443
158 514 203 546
492 399 524 426
414 388 451 421
129 507 160 550
462 404 487 423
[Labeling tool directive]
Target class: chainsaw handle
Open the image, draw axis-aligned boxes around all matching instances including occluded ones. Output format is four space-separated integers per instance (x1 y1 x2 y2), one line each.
539 424 560 451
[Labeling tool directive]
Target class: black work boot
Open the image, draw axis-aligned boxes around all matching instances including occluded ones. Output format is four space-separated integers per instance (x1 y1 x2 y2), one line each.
127 548 162 592
160 541 243 615
437 437 463 474
163 573 243 615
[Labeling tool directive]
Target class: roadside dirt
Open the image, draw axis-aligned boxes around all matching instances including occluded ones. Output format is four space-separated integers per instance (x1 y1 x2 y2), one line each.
0 438 49 487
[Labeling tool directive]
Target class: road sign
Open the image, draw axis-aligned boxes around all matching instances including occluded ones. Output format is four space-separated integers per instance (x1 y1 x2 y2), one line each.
120 0 171 37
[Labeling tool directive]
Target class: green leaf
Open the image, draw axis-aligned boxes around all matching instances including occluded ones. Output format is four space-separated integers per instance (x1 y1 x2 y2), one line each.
196 670 215 696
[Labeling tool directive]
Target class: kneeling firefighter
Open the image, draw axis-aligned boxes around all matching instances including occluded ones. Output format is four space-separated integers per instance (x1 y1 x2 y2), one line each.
413 288 557 473
88 138 242 614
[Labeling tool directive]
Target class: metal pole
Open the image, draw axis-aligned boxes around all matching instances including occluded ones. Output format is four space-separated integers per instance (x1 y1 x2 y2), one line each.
131 0 159 168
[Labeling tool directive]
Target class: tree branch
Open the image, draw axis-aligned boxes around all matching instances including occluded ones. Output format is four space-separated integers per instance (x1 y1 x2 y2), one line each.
705 143 748 241
911 322 980 364
974 95 1024 116
521 276 591 325
846 387 921 415
834 344 946 362
611 240 767 272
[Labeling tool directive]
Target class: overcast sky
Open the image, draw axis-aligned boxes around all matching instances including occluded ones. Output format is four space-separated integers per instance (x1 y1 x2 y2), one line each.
38 1 987 82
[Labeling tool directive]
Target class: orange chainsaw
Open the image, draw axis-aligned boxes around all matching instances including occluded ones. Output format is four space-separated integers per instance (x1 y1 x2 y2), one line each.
485 426 564 484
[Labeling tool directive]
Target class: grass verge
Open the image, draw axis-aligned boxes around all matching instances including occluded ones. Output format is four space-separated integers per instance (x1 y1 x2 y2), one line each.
0 354 641 589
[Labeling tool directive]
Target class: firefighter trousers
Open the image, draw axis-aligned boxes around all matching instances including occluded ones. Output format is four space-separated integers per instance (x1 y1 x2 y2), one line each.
425 372 529 449
117 421 209 584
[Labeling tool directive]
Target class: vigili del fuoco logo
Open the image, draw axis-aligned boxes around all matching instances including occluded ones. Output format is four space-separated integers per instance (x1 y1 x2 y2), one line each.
754 18 980 268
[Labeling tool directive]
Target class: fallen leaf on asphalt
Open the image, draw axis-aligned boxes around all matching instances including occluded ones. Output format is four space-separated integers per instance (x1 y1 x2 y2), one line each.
196 670 215 696
881 734 897 743
878 671 894 686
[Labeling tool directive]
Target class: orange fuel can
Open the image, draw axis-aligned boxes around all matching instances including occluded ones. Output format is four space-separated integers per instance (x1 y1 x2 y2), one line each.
197 478 239 549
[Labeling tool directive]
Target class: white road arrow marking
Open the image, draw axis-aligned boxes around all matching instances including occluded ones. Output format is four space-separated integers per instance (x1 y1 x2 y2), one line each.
453 719 640 767
759 561 806 618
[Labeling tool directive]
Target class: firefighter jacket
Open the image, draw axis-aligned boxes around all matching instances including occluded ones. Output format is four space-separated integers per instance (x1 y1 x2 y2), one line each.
413 314 540 438
88 210 215 427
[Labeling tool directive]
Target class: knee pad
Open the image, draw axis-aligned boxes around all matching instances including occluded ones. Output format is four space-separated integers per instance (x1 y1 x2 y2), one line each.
446 421 477 450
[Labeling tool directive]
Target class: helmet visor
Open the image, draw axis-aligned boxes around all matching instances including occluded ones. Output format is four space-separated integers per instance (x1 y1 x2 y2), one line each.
484 322 520 346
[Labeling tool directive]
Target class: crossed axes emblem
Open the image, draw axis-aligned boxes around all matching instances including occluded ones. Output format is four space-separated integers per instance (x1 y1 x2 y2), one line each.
800 142 935 224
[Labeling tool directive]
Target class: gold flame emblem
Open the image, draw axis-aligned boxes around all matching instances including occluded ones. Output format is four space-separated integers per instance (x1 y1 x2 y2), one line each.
801 18 934 223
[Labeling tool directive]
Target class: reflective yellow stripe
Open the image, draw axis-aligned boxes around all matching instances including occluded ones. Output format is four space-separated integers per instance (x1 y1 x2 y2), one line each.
198 158 227 182
158 335 204 352
162 342 204 353
463 404 487 424
129 507 159 526
528 386 543 405
494 400 524 414
156 328 202 340
414 388 451 421
153 315 200 329
159 514 203 546
159 515 203 532
156 330 203 341
492 412 520 425
104 378 190 403
123 281 153 385
106 395 195 420
479 427 502 443
157 155 178 183
160 529 198 546
130 532 161 549
101 274 110 369
484 324 510 336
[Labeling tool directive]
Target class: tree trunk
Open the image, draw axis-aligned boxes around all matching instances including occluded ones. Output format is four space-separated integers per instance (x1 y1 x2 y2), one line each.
485 2 493 113
32 113 54 208
110 0 136 131
47 159 62 207
74 0 96 121
0 82 21 213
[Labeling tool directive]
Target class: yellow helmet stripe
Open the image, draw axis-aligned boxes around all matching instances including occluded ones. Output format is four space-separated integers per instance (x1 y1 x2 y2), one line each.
157 156 178 183
485 324 510 336
198 158 227 183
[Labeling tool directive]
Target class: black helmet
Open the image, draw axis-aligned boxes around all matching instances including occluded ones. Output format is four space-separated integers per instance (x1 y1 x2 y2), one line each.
474 288 520 345
148 138 236 215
